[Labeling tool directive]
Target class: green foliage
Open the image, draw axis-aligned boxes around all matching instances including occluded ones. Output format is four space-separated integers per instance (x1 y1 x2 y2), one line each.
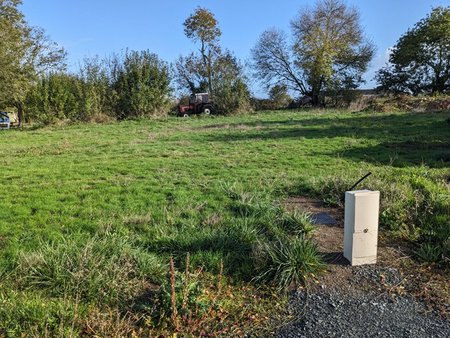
183 7 221 45
252 0 374 106
296 168 450 264
269 84 292 109
376 6 450 95
416 243 446 263
112 50 172 118
24 51 172 124
0 0 66 122
156 259 216 326
25 73 80 124
175 50 251 115
211 51 252 114
177 7 251 114
183 7 221 96
77 56 116 119
278 210 316 237
0 289 85 337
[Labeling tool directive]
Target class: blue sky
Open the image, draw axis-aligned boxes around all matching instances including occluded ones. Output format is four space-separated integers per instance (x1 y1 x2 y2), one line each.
21 0 450 96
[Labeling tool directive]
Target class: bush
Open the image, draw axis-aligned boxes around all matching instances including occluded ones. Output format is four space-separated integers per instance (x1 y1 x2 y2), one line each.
112 50 172 118
212 52 252 115
24 50 173 125
25 73 80 124
416 243 445 263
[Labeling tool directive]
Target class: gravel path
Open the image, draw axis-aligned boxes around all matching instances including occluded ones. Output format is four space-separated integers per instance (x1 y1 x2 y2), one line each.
277 290 449 338
277 266 450 338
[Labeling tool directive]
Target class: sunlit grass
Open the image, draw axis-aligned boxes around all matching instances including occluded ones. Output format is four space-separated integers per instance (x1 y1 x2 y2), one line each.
0 109 448 335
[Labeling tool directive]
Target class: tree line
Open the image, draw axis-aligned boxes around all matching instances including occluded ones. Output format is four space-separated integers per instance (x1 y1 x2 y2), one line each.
1 0 450 125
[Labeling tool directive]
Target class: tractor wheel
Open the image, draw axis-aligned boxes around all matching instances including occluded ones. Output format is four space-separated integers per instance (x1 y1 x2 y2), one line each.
183 113 189 118
203 105 212 115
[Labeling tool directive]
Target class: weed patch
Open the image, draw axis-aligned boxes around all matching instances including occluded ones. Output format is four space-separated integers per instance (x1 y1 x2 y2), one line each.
12 232 166 305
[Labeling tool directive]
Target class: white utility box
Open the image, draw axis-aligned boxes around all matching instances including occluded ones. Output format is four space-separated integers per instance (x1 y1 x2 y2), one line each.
344 190 380 266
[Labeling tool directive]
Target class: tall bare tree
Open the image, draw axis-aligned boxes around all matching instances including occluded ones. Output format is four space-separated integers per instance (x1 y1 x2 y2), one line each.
252 0 374 106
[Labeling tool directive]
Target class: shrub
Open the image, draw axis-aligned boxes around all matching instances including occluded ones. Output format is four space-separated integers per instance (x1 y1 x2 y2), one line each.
112 50 172 118
212 52 252 115
416 243 444 263
25 73 81 124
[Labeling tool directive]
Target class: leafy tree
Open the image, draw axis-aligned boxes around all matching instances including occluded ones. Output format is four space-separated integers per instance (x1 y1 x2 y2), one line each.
212 51 251 114
183 7 221 96
174 53 208 94
376 6 450 95
176 8 251 114
0 0 66 124
252 0 374 106
175 50 251 114
112 50 171 118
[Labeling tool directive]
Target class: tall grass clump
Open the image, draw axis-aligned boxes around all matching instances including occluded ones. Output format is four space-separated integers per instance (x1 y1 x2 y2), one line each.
12 232 166 305
254 237 324 291
220 183 323 289
277 210 316 236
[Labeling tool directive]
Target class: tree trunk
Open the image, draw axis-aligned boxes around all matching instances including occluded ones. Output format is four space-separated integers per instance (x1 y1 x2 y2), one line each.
310 77 324 106
206 51 213 97
17 102 24 128
311 92 320 106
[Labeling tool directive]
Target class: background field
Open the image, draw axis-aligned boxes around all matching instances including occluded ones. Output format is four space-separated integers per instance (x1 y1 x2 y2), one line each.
0 109 449 335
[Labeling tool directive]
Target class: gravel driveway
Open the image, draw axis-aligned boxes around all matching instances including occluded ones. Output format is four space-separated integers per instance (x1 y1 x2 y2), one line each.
277 286 449 338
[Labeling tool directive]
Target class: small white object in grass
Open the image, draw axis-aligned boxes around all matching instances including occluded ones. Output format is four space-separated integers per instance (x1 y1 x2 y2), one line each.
344 190 380 266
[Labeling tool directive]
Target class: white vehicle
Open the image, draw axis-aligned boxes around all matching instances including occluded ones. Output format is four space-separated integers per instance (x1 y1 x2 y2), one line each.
0 112 11 129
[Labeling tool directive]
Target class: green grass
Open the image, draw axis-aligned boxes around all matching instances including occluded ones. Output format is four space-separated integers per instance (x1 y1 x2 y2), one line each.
0 109 449 335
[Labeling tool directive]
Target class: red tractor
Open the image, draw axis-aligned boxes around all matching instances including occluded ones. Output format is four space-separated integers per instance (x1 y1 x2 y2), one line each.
178 93 213 117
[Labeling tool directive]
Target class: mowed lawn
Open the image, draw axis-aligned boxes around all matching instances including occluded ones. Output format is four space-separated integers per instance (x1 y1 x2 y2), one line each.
0 109 449 335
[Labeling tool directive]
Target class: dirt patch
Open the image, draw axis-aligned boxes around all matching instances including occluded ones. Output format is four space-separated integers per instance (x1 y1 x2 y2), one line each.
285 196 343 226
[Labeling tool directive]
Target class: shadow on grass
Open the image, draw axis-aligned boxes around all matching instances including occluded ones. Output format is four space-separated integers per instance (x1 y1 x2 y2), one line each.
145 227 256 279
202 112 450 168
338 141 450 168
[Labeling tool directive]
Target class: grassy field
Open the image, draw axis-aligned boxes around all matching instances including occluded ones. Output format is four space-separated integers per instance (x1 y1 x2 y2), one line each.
0 109 449 336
